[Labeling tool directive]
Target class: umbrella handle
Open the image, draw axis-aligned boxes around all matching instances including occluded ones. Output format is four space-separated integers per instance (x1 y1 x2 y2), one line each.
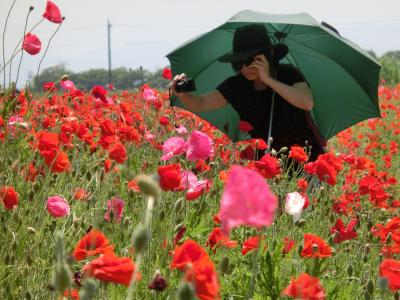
265 91 275 155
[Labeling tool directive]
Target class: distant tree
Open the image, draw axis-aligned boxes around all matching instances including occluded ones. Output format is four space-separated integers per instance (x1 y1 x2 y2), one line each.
379 51 400 85
33 64 72 91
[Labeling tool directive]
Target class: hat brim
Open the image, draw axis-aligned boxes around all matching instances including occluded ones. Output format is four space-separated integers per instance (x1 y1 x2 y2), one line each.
218 44 289 63
217 47 268 63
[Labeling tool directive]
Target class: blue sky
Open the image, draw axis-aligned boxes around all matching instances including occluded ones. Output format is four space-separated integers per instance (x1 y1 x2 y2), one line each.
1 0 400 86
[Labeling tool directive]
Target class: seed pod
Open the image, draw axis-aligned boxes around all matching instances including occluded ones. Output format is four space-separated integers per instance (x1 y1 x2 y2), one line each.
347 264 353 277
219 256 230 275
366 279 374 295
135 175 161 201
177 282 196 300
79 279 97 300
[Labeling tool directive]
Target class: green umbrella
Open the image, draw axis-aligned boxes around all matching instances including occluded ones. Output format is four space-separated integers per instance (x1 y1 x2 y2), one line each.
166 10 381 142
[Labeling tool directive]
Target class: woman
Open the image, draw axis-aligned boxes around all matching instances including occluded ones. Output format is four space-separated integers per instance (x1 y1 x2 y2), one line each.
170 24 326 162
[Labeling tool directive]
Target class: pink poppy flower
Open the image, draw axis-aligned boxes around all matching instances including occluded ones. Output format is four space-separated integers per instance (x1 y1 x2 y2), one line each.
46 195 70 218
104 198 125 223
161 137 187 161
142 87 157 102
186 130 214 161
176 125 188 135
219 165 277 235
60 80 75 90
22 33 41 55
181 170 212 201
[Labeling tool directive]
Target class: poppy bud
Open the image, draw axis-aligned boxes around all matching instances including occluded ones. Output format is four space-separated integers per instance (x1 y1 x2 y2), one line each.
378 277 388 291
297 245 303 256
148 269 168 292
60 75 69 81
219 256 230 275
132 223 149 253
174 198 184 213
295 219 306 227
177 282 196 300
79 278 97 300
366 279 374 295
135 175 161 201
270 149 277 157
278 146 288 154
347 264 353 276
29 6 34 11
27 227 36 235
54 263 72 293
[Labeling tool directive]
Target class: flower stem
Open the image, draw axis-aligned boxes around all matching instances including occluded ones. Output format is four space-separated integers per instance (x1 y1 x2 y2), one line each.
2 0 17 90
14 7 33 89
32 21 63 97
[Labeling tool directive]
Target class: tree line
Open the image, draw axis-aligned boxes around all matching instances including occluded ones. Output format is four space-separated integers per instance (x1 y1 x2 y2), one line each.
33 65 170 92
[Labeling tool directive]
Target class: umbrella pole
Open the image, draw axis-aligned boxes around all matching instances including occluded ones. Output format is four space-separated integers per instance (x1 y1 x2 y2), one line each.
265 91 276 154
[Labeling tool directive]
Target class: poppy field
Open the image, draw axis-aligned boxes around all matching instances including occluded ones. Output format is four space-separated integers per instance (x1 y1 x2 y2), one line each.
2 1 400 300
0 77 399 300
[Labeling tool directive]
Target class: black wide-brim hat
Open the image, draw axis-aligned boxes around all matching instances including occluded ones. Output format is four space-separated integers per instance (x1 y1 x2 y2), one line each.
218 23 288 63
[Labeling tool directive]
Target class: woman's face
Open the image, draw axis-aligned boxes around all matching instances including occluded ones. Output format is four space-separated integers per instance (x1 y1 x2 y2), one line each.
240 64 260 81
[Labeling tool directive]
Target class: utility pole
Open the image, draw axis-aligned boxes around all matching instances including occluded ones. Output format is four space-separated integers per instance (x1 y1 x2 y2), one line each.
107 19 112 84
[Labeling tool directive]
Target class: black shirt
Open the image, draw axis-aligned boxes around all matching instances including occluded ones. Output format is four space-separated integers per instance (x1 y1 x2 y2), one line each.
216 64 325 161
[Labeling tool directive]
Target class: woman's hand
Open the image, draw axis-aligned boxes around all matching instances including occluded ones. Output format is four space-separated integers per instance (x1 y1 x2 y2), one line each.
249 54 273 84
169 73 187 96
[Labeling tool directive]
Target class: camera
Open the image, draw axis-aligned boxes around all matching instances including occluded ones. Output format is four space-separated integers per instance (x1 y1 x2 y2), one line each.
174 78 196 93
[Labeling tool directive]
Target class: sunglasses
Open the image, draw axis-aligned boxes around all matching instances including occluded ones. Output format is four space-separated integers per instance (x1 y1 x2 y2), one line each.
231 55 255 71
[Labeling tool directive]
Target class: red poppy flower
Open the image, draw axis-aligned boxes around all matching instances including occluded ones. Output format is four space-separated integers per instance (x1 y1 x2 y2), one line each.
44 151 71 173
173 226 186 247
0 186 19 210
92 85 108 102
162 67 172 80
239 121 254 132
207 228 238 252
248 154 281 179
73 229 114 261
241 236 263 256
100 119 116 136
159 116 169 126
315 159 337 186
42 1 63 24
184 258 220 300
282 273 326 299
43 81 57 92
297 178 308 193
158 164 182 191
170 239 208 271
83 252 140 286
301 233 332 258
37 131 59 154
282 236 295 254
289 145 309 163
22 33 41 55
380 259 400 291
108 142 127 163
63 289 79 300
330 218 357 243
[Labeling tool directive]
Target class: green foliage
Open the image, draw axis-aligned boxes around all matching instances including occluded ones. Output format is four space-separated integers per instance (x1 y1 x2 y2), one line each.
379 50 400 85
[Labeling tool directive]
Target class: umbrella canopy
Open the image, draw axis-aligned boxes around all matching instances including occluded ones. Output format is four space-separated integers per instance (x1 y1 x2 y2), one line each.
166 10 381 142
